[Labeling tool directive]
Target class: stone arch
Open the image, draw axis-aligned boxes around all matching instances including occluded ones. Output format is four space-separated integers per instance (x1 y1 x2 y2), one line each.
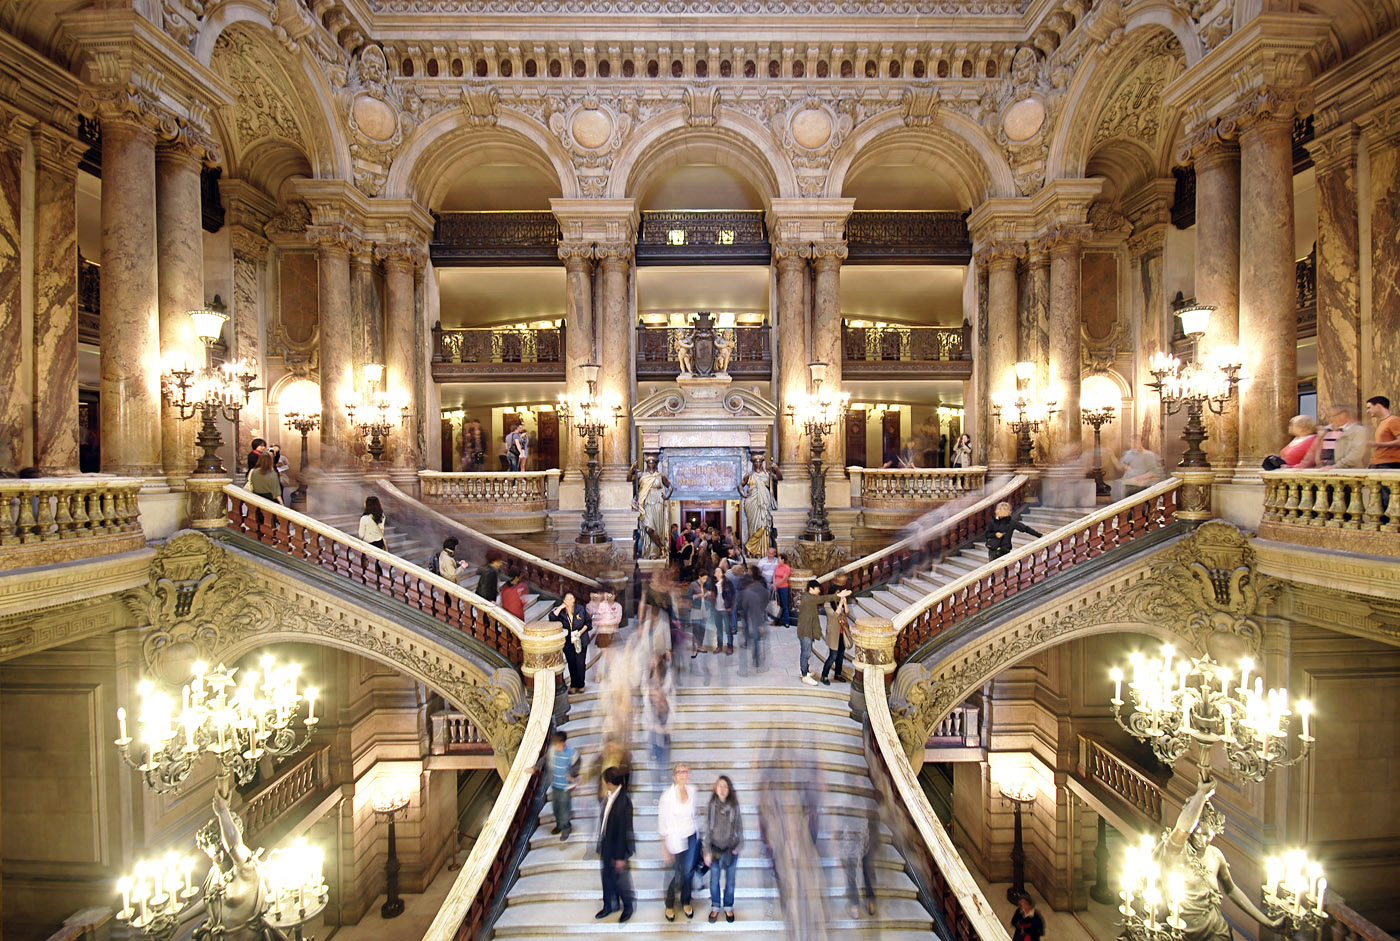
198 13 351 182
610 112 796 202
387 112 577 205
825 112 1016 204
1047 22 1191 184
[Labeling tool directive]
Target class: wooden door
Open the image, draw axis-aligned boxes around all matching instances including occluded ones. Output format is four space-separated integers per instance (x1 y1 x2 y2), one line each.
882 410 901 466
537 410 560 470
845 409 867 467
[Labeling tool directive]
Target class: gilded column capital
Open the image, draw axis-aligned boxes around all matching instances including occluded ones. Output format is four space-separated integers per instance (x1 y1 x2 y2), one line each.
594 239 633 266
973 239 1025 270
557 240 595 267
810 239 849 269
772 240 812 267
305 223 364 256
1036 222 1093 257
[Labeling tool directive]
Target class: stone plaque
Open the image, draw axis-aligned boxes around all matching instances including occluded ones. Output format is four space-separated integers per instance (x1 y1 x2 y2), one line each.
663 450 745 500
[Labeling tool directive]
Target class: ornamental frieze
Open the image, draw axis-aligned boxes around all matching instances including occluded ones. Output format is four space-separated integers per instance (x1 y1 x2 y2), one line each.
367 0 1029 14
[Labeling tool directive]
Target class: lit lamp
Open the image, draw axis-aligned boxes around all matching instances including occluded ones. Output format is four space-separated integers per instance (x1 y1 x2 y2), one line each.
558 363 624 543
1146 305 1243 468
999 777 1036 902
1080 377 1119 496
162 296 260 475
372 786 413 919
280 379 321 510
345 362 409 461
785 361 850 542
991 361 1057 467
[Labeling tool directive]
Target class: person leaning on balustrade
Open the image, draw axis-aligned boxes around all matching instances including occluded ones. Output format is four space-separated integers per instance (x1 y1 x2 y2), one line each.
1262 415 1318 471
1308 405 1370 469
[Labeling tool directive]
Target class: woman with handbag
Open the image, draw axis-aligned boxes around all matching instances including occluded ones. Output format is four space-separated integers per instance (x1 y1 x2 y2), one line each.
703 775 744 923
820 579 853 684
551 592 592 692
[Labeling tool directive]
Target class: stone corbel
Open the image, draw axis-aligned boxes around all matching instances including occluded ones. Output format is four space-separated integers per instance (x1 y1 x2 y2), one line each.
461 82 500 127
0 102 39 156
683 85 720 127
901 84 939 127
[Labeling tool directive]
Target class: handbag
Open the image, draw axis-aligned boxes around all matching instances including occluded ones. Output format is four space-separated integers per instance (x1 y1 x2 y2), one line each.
765 591 783 621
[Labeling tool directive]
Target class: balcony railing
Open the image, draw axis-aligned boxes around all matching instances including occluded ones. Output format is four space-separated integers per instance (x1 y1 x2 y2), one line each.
430 710 493 754
926 701 981 749
431 323 565 381
846 210 972 263
635 210 770 265
842 322 972 380
0 477 145 571
1078 733 1163 824
635 322 771 379
1259 469 1399 558
858 467 988 509
419 470 558 513
430 211 561 266
241 746 331 844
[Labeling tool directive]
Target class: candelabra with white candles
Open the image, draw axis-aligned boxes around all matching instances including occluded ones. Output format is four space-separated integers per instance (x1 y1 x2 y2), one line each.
1118 834 1187 941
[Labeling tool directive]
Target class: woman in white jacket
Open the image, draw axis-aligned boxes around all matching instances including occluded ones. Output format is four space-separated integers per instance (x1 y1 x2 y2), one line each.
657 763 699 921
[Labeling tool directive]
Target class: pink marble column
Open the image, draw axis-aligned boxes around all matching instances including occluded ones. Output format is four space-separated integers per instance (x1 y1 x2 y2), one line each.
559 242 594 480
351 245 381 390
595 242 633 475
99 114 162 477
1309 126 1361 415
155 143 205 483
1368 124 1400 401
774 243 811 472
1237 111 1298 469
32 129 81 474
982 242 1023 469
811 241 847 468
380 246 420 471
1048 228 1087 460
1026 244 1051 393
0 135 23 469
230 227 268 460
1191 137 1241 469
1128 225 1168 452
310 229 356 468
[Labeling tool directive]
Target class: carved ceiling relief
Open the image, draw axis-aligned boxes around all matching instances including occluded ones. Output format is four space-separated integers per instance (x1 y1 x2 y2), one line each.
887 521 1280 762
341 44 421 195
212 31 308 154
126 532 531 762
1089 34 1183 153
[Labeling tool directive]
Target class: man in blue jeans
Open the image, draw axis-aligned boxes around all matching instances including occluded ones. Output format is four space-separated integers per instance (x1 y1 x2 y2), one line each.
796 580 849 686
550 730 577 841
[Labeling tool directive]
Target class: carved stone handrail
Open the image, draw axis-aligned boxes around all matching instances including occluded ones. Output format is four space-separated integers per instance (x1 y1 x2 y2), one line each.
860 467 988 508
819 474 1031 592
431 709 492 754
0 476 145 571
419 470 559 512
241 745 330 843
864 666 1007 941
1324 893 1397 941
223 485 526 665
1260 469 1400 558
375 479 601 597
424 670 555 941
1077 733 1163 824
891 478 1182 662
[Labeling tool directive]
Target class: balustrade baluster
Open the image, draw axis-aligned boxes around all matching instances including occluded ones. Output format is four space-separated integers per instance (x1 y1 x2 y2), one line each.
1327 480 1350 527
1297 480 1317 524
16 491 38 543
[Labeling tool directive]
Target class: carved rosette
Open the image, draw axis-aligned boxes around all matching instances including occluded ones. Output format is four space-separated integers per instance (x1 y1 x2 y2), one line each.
848 617 898 676
519 619 567 679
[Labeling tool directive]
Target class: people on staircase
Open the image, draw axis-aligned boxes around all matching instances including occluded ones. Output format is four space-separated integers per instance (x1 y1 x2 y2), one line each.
713 564 736 655
596 766 636 923
1010 894 1045 941
703 775 744 924
435 537 462 584
984 501 1043 563
552 592 592 692
499 568 527 620
839 803 880 918
247 453 282 505
739 565 772 675
797 580 850 686
587 590 623 680
773 553 792 626
658 763 700 921
688 569 715 659
358 495 387 579
820 575 852 685
644 652 674 788
474 551 502 602
550 730 578 842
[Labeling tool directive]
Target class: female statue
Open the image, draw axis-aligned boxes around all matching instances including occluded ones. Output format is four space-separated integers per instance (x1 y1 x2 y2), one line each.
739 454 782 557
628 455 672 560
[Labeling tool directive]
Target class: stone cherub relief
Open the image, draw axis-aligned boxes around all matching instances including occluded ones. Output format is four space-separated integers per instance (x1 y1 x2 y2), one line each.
888 521 1278 761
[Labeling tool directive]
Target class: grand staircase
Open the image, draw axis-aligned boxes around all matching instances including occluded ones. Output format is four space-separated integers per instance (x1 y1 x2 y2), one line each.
845 505 1092 622
493 665 937 938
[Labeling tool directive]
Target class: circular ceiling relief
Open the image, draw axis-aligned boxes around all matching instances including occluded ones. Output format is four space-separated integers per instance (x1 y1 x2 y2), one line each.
790 107 834 150
352 96 398 142
571 109 615 149
1002 97 1046 142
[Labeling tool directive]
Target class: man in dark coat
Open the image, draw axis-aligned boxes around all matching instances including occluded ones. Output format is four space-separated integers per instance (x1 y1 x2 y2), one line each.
597 766 635 922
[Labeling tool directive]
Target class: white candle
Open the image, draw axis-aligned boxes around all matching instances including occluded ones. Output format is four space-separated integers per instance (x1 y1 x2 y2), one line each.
1314 878 1327 915
119 877 131 913
117 707 128 742
1111 668 1123 703
1239 658 1253 694
307 687 318 722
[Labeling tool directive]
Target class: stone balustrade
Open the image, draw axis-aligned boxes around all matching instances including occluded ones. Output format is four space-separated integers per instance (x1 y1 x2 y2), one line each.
1079 734 1163 824
857 466 987 508
1260 469 1400 557
926 701 982 748
241 746 330 844
419 470 559 513
0 477 145 571
430 709 492 754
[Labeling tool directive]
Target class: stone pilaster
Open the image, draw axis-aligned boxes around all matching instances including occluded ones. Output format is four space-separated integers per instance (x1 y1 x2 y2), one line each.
351 243 380 396
773 241 811 475
811 239 848 470
307 223 360 469
1127 221 1168 453
1308 125 1362 415
0 111 30 470
91 93 163 477
1025 241 1051 395
1364 110 1400 402
377 239 423 474
229 225 269 460
1044 225 1090 461
155 140 209 485
558 241 595 482
595 240 633 477
1184 130 1241 471
979 241 1025 470
1237 90 1309 473
31 126 83 475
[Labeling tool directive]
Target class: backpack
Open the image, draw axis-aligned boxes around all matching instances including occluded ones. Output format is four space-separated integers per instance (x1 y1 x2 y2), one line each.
426 552 440 575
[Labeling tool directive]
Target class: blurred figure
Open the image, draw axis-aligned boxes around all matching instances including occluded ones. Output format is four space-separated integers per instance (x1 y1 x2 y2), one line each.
1273 415 1318 469
587 589 623 680
739 565 771 675
1118 437 1166 496
644 653 674 788
658 764 700 921
984 501 1042 562
839 804 879 918
1011 894 1045 941
596 766 636 923
499 568 527 619
703 775 744 923
549 730 578 842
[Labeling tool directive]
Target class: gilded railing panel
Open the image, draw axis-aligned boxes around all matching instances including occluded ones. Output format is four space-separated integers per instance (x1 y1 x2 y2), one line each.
1260 469 1399 557
431 212 561 265
431 325 565 380
0 477 145 571
846 210 972 262
635 210 769 263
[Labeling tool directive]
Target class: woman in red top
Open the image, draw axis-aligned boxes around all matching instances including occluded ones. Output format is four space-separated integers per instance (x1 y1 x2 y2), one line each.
499 568 528 620
773 554 792 627
1279 415 1318 468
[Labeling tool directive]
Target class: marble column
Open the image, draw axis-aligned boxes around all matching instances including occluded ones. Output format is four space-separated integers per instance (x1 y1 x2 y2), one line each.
1309 126 1361 414
98 111 163 477
595 241 632 476
0 131 24 469
31 129 81 474
1367 120 1400 401
1026 243 1051 393
351 245 382 385
559 242 594 481
155 143 205 483
774 242 811 473
310 228 356 468
230 227 268 460
380 244 420 471
1190 136 1241 470
811 240 847 468
1128 225 1168 452
982 242 1023 469
1237 108 1298 470
1048 228 1087 461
